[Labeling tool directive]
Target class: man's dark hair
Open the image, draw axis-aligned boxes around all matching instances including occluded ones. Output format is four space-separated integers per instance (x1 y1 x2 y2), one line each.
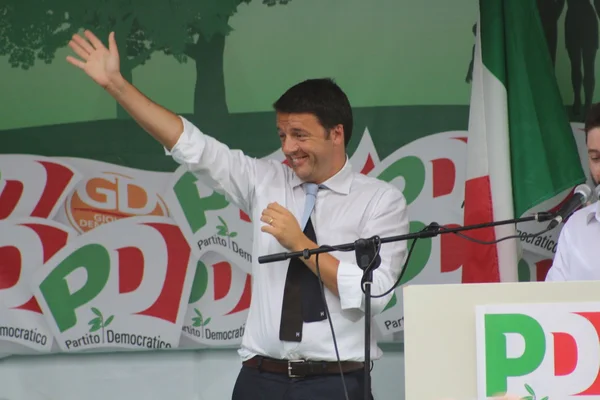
273 78 353 147
585 103 600 140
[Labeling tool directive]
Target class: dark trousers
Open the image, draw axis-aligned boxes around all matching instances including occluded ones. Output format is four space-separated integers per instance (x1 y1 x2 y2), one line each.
231 365 374 400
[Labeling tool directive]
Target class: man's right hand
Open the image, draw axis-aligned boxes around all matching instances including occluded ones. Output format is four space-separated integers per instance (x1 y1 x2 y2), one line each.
66 30 123 92
64 29 183 150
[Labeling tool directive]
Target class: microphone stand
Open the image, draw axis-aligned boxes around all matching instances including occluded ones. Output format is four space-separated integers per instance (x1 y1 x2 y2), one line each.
258 211 555 400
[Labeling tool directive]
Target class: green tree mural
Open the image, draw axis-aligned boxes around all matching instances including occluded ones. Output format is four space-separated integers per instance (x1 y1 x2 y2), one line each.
0 0 293 121
165 0 292 126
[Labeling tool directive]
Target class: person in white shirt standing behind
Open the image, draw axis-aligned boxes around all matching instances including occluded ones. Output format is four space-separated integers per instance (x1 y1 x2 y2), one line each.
66 30 409 399
546 102 600 282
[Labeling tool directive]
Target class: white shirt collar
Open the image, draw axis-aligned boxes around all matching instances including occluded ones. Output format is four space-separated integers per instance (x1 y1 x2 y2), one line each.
291 156 353 195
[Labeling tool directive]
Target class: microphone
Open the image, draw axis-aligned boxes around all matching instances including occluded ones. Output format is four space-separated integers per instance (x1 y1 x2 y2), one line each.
547 183 592 230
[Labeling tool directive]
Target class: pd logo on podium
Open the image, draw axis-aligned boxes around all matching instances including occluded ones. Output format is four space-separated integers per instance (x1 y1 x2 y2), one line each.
475 302 600 400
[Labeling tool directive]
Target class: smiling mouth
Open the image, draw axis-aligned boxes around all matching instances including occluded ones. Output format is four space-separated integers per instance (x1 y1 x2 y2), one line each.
290 156 308 166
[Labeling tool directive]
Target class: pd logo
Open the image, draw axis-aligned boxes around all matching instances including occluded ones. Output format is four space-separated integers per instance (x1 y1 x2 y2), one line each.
0 155 80 220
476 302 600 399
182 252 251 345
164 169 253 274
355 130 468 336
30 216 197 352
0 218 75 352
66 172 169 233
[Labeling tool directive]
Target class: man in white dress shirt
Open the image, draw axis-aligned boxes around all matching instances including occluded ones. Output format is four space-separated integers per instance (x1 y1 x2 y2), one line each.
546 102 600 282
66 30 409 399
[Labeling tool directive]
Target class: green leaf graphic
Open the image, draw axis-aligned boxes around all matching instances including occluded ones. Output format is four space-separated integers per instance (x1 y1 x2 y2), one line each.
229 232 237 238
192 317 202 327
525 384 535 396
522 396 533 400
194 308 202 318
91 307 102 318
88 317 102 326
89 323 102 332
104 315 114 328
203 317 211 326
218 216 228 230
217 227 227 236
540 397 549 400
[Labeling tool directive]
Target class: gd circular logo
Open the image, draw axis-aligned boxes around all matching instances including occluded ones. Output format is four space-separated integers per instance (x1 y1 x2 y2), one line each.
65 172 168 233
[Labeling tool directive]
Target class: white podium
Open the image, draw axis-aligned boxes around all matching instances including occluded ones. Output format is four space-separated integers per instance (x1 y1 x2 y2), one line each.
403 281 600 400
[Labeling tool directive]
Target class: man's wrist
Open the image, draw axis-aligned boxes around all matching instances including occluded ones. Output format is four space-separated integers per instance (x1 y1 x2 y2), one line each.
292 236 316 253
105 74 128 97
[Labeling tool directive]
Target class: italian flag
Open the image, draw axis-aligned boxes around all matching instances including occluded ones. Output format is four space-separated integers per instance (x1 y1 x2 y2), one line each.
463 0 585 283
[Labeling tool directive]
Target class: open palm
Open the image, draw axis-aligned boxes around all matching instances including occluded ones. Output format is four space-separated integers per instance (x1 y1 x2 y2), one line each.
66 30 121 89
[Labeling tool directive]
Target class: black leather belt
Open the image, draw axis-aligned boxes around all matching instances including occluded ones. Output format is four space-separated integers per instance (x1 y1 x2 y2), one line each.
243 356 364 378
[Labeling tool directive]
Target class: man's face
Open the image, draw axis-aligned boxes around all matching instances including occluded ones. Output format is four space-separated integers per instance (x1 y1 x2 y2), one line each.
276 112 344 184
587 127 600 186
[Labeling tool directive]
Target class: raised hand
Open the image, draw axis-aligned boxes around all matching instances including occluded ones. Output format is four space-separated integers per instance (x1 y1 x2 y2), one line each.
66 30 122 90
64 29 184 150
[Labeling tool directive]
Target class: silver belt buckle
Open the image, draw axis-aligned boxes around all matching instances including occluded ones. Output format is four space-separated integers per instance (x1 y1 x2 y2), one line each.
287 359 304 378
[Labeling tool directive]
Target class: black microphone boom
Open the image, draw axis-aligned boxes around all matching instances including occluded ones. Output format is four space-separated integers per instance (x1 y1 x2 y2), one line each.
546 183 592 230
257 210 557 400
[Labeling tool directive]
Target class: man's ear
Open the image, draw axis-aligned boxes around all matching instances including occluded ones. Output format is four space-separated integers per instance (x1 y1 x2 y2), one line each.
331 124 345 145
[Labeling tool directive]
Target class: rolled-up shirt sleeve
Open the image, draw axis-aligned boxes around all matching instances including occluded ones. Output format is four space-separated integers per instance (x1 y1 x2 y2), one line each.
336 187 409 314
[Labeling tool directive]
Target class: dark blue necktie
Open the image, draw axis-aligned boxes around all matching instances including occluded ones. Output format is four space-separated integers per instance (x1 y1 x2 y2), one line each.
279 183 327 342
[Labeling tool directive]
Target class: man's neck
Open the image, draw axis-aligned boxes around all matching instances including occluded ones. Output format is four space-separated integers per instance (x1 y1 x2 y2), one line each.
315 156 347 184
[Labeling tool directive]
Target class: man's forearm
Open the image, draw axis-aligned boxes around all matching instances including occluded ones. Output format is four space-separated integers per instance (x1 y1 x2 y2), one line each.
292 237 340 297
106 76 183 150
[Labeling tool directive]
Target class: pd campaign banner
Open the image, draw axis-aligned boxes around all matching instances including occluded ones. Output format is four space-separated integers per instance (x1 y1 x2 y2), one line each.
1 0 596 361
0 123 586 358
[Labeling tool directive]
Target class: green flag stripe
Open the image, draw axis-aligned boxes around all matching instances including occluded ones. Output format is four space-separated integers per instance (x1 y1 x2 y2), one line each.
480 0 585 217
